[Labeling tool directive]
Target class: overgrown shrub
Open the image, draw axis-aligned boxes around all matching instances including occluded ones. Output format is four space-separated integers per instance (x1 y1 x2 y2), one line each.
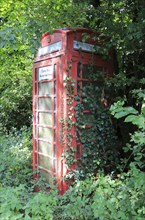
0 127 32 187
0 127 144 219
110 100 145 171
0 66 32 131
58 166 145 220
0 166 144 219
0 185 58 220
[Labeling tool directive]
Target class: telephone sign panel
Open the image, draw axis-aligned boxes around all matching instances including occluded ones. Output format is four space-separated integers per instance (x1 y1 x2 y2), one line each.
32 28 114 194
38 66 53 81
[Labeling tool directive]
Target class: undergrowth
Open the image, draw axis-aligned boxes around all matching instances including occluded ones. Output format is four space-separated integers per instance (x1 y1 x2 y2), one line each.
0 127 145 219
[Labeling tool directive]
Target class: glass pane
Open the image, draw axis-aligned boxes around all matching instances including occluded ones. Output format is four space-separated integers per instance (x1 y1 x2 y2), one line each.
38 127 53 141
38 82 53 95
77 62 82 78
77 81 81 93
39 169 52 184
39 112 53 126
38 154 53 171
38 141 53 156
82 64 89 79
38 98 52 110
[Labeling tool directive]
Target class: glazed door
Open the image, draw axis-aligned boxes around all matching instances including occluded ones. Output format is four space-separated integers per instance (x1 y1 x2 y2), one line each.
33 63 57 185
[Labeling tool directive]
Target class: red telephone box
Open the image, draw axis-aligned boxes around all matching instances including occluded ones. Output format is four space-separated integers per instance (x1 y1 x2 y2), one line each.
32 28 114 194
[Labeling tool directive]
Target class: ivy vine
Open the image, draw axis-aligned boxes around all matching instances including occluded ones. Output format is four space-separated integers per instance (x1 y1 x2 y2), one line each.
61 60 120 182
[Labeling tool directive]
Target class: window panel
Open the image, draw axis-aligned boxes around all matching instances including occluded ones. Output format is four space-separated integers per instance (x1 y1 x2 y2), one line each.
38 141 53 156
38 154 53 171
82 64 89 79
38 127 53 141
38 97 52 110
38 82 53 95
39 112 53 126
77 62 82 78
39 169 52 184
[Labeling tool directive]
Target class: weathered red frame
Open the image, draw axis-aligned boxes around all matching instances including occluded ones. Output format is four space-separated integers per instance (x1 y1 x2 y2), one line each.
32 28 114 194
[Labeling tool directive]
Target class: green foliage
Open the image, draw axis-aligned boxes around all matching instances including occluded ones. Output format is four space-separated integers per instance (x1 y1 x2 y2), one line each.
24 189 57 220
110 101 145 170
0 185 58 220
59 167 145 220
91 0 145 173
62 65 120 180
0 127 32 187
0 63 32 130
110 101 138 119
0 1 145 219
0 185 26 220
0 0 88 131
1 166 144 220
0 129 144 220
76 105 119 177
91 167 145 220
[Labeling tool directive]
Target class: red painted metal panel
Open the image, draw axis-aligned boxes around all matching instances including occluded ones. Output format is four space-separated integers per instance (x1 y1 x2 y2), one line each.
32 28 114 194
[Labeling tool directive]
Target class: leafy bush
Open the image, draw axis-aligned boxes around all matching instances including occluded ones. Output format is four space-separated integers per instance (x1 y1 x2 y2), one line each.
110 100 145 171
24 188 57 220
59 167 145 220
0 185 26 220
0 166 144 220
0 60 32 131
0 128 144 219
0 127 32 187
0 185 58 220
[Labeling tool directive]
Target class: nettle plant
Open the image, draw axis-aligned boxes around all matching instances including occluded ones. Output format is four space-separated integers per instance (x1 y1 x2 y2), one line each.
61 60 120 181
